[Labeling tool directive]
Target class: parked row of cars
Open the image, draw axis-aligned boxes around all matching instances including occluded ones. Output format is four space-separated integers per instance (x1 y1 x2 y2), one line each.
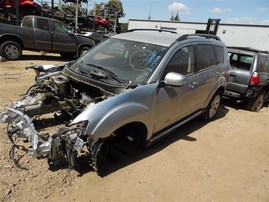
0 28 268 176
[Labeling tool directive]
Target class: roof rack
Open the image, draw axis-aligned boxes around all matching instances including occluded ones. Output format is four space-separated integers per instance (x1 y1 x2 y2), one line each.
125 29 177 34
227 46 269 54
177 34 221 41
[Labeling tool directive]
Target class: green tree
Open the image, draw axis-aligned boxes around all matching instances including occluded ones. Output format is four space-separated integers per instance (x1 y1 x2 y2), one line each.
107 0 124 18
92 0 124 19
174 12 180 21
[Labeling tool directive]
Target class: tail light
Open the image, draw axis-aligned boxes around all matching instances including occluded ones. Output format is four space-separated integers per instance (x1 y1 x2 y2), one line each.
250 72 259 85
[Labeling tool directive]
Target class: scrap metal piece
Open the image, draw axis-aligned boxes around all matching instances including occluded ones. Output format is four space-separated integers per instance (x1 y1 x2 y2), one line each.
0 108 52 158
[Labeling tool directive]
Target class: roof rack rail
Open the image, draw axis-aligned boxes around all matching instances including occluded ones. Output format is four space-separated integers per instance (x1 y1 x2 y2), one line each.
177 34 221 41
227 46 269 54
125 29 177 34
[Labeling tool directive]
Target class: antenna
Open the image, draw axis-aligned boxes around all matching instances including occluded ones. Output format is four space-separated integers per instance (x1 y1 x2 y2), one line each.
148 3 152 20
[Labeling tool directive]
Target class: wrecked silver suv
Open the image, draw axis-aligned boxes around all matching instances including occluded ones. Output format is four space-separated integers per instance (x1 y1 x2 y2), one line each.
0 30 230 175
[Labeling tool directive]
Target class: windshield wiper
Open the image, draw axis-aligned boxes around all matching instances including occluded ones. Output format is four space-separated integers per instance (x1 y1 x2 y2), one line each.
87 63 125 86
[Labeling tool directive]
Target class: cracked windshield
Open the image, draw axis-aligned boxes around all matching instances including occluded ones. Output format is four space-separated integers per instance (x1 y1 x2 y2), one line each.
74 38 168 85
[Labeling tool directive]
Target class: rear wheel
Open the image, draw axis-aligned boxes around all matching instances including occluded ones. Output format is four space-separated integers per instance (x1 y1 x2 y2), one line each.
0 41 22 60
201 90 222 122
246 92 265 112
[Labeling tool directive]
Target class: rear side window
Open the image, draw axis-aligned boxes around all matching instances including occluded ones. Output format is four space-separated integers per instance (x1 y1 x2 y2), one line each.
52 21 69 34
259 56 269 72
36 18 49 31
197 45 215 70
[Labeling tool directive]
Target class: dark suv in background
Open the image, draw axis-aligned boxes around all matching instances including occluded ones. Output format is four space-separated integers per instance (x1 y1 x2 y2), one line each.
224 47 269 111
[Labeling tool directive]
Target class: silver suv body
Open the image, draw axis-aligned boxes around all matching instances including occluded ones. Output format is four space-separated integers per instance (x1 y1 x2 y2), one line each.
0 30 230 175
224 47 269 111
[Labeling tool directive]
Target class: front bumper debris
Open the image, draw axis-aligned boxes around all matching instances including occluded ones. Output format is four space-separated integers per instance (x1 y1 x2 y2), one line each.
0 108 52 158
0 107 91 170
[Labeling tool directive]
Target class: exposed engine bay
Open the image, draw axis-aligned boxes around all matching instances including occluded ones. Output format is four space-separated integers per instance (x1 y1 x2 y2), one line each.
0 63 119 174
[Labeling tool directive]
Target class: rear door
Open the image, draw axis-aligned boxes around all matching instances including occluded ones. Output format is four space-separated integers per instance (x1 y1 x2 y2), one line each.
34 18 52 51
195 44 224 108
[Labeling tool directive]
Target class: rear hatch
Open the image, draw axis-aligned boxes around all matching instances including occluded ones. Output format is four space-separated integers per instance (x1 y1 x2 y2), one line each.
226 50 255 94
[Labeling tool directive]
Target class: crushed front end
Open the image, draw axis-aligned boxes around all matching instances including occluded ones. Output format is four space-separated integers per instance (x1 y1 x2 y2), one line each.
0 63 114 173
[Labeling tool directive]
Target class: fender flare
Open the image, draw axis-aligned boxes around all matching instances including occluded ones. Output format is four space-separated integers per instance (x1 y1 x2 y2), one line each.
89 102 152 140
0 34 24 48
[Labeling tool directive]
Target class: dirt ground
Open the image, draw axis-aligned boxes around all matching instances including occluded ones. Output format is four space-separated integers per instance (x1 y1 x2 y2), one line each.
0 51 268 202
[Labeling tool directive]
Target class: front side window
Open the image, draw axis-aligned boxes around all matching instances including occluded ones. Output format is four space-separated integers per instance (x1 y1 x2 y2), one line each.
52 21 69 33
166 46 194 75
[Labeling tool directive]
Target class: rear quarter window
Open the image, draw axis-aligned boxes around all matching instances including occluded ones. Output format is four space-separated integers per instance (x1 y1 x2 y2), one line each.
21 17 33 28
213 46 224 65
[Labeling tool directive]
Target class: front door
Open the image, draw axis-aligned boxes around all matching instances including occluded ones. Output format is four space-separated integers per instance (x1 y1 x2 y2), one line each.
51 21 77 53
154 45 198 132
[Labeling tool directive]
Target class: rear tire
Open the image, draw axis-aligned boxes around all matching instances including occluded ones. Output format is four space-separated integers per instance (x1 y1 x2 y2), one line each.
0 41 22 60
201 90 222 122
246 92 265 112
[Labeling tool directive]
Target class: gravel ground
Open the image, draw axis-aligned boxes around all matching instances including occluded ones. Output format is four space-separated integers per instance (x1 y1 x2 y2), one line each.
0 51 268 202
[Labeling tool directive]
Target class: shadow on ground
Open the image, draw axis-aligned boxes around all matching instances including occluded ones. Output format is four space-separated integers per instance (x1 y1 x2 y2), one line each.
222 98 269 111
20 54 71 62
54 104 229 177
5 104 230 176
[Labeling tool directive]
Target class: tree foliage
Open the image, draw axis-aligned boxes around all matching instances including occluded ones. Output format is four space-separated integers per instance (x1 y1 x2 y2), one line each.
93 0 124 19
174 13 180 21
171 12 180 21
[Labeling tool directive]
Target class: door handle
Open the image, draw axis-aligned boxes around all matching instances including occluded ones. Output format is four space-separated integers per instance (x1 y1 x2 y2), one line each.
189 81 197 89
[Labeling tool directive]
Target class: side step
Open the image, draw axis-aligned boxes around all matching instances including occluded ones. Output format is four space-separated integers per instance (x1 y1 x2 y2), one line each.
150 110 204 144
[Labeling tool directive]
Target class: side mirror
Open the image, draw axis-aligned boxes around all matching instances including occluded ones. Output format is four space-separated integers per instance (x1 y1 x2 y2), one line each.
164 72 186 87
68 30 75 35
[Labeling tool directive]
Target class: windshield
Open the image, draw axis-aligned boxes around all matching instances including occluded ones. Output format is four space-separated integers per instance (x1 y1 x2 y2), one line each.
74 38 168 85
